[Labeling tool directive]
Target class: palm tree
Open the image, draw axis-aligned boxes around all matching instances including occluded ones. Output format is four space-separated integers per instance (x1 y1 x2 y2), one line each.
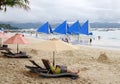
0 0 30 12
0 0 4 9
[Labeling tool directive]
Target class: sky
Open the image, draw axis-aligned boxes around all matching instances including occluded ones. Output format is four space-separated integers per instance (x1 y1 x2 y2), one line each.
0 0 120 23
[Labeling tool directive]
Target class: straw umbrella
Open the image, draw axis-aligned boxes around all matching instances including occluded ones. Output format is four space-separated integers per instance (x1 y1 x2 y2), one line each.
4 33 29 53
31 39 77 66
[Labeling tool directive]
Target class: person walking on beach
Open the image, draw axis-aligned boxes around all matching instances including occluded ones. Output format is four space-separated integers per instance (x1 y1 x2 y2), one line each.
98 36 101 40
90 38 92 45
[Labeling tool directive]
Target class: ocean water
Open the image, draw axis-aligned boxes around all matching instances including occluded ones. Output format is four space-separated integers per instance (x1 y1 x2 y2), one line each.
92 29 120 40
91 28 120 50
22 28 120 50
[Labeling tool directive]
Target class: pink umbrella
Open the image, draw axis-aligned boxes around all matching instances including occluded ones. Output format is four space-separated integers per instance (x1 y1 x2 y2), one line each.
0 32 9 46
0 32 9 38
4 33 29 53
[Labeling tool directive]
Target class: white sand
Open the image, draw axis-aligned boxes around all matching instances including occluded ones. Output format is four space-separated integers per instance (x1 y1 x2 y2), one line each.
0 34 120 84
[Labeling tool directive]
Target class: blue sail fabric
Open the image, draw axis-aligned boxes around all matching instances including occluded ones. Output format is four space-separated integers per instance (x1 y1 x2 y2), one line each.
37 22 53 34
68 20 81 35
53 21 69 34
88 32 93 35
80 20 89 35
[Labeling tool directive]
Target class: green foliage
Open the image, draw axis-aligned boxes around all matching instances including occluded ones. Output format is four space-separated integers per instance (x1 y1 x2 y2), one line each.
0 0 30 12
0 24 19 29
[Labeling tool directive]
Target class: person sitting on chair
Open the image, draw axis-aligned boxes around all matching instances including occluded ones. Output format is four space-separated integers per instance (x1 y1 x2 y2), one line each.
42 59 80 74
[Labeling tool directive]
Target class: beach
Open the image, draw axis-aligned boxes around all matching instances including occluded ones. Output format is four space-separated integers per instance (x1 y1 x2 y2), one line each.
0 34 120 84
1 0 120 83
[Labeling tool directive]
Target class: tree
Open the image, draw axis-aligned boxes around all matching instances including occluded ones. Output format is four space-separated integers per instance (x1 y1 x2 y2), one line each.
0 0 30 12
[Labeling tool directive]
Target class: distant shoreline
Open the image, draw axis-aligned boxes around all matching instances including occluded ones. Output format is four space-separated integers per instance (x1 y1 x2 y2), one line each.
5 28 120 51
1 22 120 29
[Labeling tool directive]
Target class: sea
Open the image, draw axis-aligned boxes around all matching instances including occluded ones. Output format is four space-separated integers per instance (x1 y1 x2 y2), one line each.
21 28 120 50
91 28 120 50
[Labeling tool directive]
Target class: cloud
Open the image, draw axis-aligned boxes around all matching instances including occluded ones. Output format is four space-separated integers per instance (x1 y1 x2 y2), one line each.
0 0 120 23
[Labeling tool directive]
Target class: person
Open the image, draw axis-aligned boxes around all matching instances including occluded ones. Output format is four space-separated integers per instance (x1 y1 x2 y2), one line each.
44 59 80 74
98 36 101 40
65 38 69 43
61 38 64 42
90 38 92 45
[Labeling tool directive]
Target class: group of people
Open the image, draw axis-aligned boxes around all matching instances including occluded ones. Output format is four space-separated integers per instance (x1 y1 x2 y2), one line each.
61 38 69 43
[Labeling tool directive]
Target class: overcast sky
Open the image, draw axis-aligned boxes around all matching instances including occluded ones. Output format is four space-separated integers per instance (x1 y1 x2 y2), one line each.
0 0 120 23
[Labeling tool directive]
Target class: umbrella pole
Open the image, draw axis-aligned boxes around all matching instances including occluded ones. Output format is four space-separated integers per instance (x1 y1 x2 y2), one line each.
53 51 55 66
17 44 19 53
1 38 3 47
0 38 2 47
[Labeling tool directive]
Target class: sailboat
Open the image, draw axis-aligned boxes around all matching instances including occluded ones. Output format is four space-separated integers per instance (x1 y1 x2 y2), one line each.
37 22 53 34
80 20 93 35
68 20 81 35
53 21 70 34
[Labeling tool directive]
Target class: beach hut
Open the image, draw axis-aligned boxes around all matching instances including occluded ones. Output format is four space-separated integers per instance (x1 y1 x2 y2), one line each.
37 22 53 34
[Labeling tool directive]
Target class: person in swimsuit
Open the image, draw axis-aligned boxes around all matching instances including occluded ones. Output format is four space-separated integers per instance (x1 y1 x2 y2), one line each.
46 59 79 74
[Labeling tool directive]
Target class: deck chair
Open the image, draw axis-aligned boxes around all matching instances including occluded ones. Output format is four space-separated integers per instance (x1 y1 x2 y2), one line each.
34 59 79 79
25 60 47 73
2 50 31 58
0 45 10 51
41 59 53 74
1 48 13 55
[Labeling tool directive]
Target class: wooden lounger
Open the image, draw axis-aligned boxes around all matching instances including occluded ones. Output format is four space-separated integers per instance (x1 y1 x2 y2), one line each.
35 70 79 79
25 59 79 79
4 53 31 58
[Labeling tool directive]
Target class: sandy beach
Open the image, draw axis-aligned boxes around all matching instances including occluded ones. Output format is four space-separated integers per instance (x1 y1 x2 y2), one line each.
1 0 120 83
0 35 120 84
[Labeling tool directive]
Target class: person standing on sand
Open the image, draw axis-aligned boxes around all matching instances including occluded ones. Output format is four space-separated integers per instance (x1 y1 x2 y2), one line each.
90 38 92 45
98 36 101 40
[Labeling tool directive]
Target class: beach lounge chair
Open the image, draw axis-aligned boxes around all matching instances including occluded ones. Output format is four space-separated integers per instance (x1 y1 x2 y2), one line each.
41 59 53 73
36 59 79 79
25 59 79 79
25 60 47 73
0 45 10 51
2 50 31 58
1 48 13 55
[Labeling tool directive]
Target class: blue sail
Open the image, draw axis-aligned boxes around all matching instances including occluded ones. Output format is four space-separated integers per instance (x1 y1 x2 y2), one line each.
53 21 69 34
88 32 93 35
37 22 53 34
80 20 89 35
68 20 81 34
